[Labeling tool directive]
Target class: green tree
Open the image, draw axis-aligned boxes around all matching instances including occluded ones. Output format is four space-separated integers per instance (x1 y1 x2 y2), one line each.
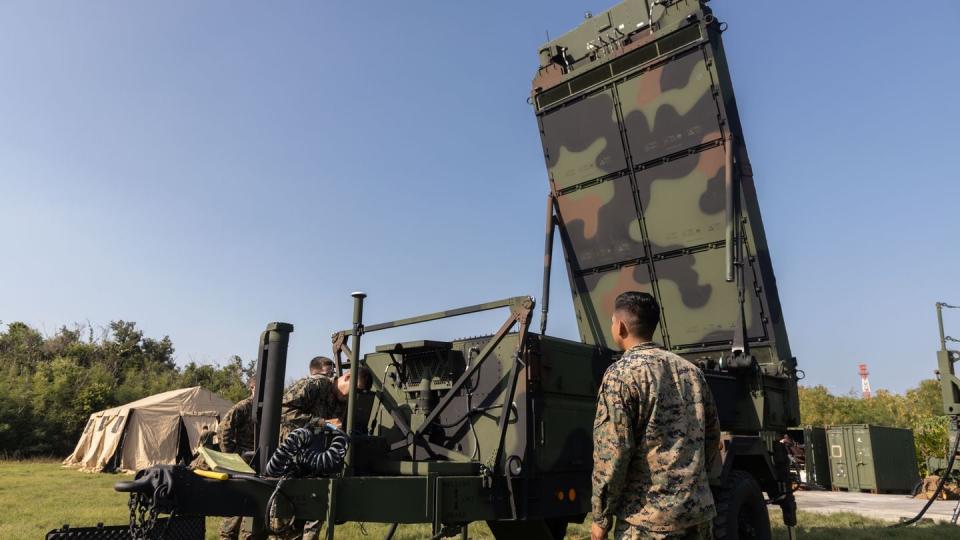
0 322 45 373
799 380 949 475
0 321 253 458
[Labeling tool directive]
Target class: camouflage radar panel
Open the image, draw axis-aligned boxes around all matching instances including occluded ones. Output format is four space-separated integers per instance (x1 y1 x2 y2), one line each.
532 0 794 380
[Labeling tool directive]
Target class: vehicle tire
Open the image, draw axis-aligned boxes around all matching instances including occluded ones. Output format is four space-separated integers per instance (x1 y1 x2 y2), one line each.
713 470 771 540
545 518 568 539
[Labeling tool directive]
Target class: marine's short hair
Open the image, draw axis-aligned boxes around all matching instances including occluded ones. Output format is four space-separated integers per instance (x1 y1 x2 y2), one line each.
354 365 372 390
614 291 660 339
310 356 335 373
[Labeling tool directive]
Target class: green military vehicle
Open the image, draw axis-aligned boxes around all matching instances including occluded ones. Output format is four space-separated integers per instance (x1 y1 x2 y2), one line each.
919 303 960 509
927 302 960 483
59 1 801 539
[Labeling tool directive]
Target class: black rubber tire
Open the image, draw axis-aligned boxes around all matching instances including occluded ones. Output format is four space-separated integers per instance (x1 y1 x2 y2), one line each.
713 470 772 540
545 519 568 539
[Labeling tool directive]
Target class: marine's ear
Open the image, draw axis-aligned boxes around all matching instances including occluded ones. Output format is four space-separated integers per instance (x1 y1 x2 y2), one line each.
612 312 630 341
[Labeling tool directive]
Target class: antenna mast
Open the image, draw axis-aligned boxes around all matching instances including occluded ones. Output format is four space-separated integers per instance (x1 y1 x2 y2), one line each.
859 363 872 399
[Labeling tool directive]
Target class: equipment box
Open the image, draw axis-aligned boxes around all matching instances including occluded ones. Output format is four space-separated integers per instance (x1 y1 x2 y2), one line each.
802 426 831 490
827 424 918 493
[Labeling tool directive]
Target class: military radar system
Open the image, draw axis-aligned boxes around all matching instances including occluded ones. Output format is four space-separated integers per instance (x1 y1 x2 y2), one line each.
61 2 801 539
531 0 800 534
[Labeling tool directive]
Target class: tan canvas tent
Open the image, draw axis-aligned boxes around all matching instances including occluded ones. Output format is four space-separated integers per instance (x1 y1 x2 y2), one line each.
63 386 234 472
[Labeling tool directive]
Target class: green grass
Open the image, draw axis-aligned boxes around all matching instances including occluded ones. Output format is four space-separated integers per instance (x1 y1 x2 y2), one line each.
1 461 956 539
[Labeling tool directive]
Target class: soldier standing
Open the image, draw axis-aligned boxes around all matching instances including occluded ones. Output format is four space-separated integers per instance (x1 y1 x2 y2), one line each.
591 292 721 540
218 378 256 540
196 425 216 451
279 359 371 540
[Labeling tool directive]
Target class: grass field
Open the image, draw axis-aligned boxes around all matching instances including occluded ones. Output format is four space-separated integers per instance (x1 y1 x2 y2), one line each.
1 461 955 539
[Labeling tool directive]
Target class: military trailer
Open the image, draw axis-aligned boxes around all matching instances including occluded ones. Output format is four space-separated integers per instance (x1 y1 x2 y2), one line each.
63 2 802 539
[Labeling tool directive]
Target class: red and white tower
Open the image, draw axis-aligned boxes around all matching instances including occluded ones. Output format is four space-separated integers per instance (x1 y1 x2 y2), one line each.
858 363 872 399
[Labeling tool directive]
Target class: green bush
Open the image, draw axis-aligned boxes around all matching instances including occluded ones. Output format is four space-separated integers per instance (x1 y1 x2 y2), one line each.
913 415 951 474
799 381 949 475
2 318 951 470
0 321 253 458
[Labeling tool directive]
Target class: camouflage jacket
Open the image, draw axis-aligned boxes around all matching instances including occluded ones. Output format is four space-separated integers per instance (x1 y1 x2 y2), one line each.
280 375 345 434
189 428 218 470
196 428 216 450
218 396 256 454
592 343 721 532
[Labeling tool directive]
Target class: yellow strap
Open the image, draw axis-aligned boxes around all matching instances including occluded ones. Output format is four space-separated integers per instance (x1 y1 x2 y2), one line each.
193 469 229 481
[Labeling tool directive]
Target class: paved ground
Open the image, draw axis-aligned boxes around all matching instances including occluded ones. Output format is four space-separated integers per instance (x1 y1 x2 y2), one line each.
795 489 959 523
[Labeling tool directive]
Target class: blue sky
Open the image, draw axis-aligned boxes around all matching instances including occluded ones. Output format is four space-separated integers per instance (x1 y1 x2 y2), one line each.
1 1 958 394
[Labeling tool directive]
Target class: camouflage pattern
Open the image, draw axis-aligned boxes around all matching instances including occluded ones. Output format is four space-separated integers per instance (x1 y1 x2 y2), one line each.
532 0 794 385
197 428 216 450
188 455 209 470
216 397 255 540
592 344 720 532
614 520 713 540
188 427 217 469
274 374 338 540
300 520 321 540
280 375 345 437
218 516 246 540
266 514 309 540
538 44 769 351
263 518 320 540
219 396 256 454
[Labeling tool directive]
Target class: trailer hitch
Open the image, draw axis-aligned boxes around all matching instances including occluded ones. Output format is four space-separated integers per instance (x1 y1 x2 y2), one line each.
115 466 178 512
115 466 181 539
115 467 171 495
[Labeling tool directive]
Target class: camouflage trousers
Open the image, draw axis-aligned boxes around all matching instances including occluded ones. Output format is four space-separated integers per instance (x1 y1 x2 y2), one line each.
219 516 248 540
301 520 321 540
266 518 322 540
614 520 713 540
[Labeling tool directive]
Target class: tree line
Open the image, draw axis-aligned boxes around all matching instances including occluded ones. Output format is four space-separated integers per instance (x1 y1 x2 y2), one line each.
0 320 952 473
799 381 949 475
0 321 252 457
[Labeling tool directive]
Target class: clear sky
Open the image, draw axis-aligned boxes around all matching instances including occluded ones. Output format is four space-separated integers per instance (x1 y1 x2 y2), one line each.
1 1 958 394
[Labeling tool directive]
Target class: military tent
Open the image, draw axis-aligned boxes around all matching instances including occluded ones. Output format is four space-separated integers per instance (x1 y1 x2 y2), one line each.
63 386 234 472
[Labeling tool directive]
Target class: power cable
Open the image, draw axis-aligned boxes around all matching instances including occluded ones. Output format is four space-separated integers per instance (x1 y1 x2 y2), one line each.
893 417 960 527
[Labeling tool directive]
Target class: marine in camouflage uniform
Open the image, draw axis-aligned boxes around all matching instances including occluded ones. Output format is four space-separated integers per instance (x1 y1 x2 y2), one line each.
220 395 256 454
277 361 357 540
592 292 720 540
280 374 345 438
188 425 218 469
316 356 336 379
218 386 256 540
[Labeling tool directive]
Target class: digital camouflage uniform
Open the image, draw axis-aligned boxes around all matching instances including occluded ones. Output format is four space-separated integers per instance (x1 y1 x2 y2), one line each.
188 427 217 469
280 375 345 438
217 396 255 540
593 343 721 539
277 375 346 540
220 396 257 454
